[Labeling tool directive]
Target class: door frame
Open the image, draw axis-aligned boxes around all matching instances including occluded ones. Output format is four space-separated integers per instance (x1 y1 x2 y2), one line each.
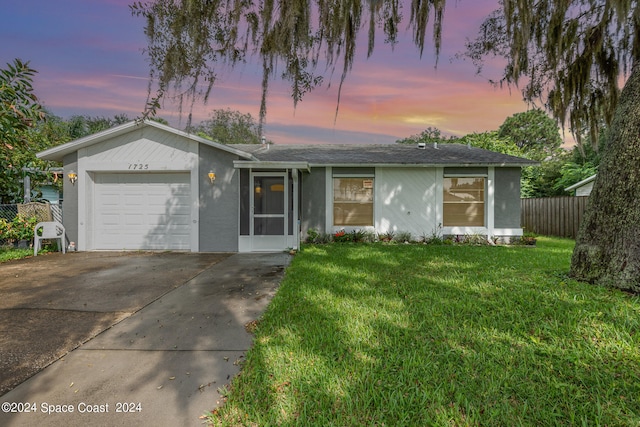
249 171 288 251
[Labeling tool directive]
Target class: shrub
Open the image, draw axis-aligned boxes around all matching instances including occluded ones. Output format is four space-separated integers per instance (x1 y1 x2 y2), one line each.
379 231 395 242
516 233 538 246
462 233 490 245
0 215 38 243
421 233 444 244
305 228 335 244
316 233 333 244
360 230 377 243
305 228 319 243
447 234 493 245
394 231 413 243
420 224 444 245
333 230 355 243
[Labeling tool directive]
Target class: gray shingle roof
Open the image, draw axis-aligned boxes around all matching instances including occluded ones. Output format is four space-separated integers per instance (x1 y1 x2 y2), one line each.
233 143 538 166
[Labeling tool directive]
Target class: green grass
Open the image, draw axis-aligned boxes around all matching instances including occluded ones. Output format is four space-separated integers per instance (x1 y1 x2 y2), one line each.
208 237 640 426
0 243 57 262
0 247 33 262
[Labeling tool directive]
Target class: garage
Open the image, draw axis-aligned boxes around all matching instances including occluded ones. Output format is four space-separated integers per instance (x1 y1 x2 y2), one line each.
36 120 259 252
93 173 192 250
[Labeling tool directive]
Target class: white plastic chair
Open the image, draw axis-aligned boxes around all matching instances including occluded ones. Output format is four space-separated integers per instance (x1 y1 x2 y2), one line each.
34 221 66 256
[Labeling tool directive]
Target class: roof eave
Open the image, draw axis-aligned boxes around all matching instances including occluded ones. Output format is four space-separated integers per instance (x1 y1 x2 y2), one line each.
234 160 311 172
306 162 539 168
565 173 597 191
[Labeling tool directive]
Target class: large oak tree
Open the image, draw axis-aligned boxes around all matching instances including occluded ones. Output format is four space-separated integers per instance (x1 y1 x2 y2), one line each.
132 0 640 291
468 1 639 291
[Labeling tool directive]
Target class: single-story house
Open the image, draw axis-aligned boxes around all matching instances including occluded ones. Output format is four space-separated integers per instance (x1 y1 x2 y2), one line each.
565 174 596 196
37 120 537 252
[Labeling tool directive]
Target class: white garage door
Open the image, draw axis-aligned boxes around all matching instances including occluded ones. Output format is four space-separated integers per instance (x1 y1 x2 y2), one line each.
94 173 192 250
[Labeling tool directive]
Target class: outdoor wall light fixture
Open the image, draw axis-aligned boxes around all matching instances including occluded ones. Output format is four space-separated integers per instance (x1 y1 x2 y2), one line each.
208 171 216 184
68 171 78 185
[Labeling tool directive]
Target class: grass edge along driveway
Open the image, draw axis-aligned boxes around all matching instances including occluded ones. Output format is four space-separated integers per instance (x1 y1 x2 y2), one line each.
207 237 640 426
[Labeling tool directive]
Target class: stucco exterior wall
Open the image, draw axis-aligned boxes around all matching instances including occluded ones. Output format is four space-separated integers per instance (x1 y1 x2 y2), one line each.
304 166 524 240
494 167 521 229
198 144 241 252
300 168 326 236
375 167 437 239
82 127 195 167
239 169 250 236
62 152 78 247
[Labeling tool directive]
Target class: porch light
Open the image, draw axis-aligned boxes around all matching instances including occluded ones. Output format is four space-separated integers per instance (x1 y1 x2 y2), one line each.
207 171 216 184
68 170 78 185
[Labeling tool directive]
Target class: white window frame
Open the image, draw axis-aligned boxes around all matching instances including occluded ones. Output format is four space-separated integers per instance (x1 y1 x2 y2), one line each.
326 168 377 231
441 168 495 238
442 175 486 227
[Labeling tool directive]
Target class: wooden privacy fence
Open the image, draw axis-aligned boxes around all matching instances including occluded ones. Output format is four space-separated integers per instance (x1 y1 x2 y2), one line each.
521 196 589 239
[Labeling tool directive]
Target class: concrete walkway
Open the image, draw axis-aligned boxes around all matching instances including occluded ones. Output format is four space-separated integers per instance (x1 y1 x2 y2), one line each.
0 252 291 427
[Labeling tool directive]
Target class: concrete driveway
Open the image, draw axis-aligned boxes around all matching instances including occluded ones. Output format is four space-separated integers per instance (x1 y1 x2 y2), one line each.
0 251 291 427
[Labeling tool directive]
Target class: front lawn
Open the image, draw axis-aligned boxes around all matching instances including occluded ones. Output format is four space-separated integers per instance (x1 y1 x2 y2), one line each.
208 237 640 426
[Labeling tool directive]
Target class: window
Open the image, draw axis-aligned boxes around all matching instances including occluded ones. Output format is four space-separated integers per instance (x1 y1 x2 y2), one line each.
333 177 374 226
443 177 485 226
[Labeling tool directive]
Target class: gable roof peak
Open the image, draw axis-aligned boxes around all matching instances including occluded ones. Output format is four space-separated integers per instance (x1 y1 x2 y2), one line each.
37 120 256 162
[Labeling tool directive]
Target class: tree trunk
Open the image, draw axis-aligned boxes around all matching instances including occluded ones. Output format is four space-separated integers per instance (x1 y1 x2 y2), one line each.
570 65 640 293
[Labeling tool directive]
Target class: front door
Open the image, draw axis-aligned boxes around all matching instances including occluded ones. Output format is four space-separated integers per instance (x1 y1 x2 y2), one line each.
251 173 288 250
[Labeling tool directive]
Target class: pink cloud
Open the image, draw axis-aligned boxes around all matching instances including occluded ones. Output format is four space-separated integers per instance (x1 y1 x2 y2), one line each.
11 0 565 147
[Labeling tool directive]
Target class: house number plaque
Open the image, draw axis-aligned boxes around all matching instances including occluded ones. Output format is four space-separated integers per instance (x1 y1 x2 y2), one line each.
128 164 149 170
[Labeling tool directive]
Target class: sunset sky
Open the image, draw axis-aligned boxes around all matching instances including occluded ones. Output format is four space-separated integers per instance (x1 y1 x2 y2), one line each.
1 0 541 145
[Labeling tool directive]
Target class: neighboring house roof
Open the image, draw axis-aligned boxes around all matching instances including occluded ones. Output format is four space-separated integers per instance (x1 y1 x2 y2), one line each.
37 120 257 163
565 174 597 192
233 143 538 167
